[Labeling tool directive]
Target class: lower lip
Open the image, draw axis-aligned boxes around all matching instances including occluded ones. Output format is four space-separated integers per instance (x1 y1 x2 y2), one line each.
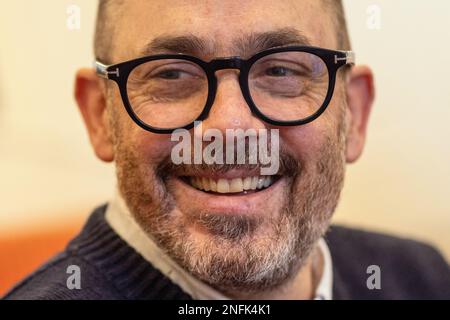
170 175 286 215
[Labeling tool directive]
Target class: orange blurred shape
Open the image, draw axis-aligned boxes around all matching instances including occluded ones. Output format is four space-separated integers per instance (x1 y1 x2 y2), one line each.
0 221 83 297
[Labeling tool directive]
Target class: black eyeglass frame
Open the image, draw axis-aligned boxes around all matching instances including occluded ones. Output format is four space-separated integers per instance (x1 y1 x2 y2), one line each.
95 46 355 134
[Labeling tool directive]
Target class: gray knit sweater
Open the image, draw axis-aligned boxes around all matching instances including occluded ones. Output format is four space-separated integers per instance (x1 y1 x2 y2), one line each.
3 205 450 300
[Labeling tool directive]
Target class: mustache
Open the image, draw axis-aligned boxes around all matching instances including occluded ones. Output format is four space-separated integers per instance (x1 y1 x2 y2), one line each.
156 148 301 179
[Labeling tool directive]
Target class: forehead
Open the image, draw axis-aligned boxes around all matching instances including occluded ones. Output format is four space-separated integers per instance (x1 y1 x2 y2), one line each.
113 0 336 61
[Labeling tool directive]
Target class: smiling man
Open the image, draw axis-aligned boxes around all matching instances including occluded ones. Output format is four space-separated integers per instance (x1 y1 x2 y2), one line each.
4 0 450 300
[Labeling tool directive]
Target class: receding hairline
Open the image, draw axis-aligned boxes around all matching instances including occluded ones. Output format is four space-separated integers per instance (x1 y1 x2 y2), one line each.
94 0 351 63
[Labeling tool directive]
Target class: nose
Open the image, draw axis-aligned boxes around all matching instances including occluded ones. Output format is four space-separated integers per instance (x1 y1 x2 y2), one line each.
200 71 267 134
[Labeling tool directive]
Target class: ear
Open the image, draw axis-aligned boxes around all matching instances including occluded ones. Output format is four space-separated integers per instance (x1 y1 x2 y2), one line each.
74 68 114 162
344 65 375 163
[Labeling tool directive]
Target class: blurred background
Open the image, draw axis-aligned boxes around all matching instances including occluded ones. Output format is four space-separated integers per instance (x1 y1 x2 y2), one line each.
0 0 449 295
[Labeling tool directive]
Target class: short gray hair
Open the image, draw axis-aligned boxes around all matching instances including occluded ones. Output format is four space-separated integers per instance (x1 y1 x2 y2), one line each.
94 0 351 63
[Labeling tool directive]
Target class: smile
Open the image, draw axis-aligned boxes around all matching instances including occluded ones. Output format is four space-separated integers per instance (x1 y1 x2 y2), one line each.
181 175 281 195
172 170 287 215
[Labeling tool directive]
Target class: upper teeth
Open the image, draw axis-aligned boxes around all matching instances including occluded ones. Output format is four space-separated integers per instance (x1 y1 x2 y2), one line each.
189 176 274 193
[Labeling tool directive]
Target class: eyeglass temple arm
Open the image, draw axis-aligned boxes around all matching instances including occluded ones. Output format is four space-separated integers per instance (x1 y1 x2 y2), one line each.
94 60 120 79
335 51 355 65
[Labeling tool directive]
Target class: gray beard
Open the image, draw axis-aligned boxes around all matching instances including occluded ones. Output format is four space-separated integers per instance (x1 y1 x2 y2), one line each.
115 133 345 296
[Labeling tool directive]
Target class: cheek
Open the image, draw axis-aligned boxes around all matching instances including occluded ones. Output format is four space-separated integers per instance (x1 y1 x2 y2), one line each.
280 120 335 164
133 132 175 166
113 100 175 163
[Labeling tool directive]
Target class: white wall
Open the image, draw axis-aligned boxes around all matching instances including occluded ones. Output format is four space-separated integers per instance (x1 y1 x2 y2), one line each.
0 1 115 231
335 0 450 259
0 1 449 259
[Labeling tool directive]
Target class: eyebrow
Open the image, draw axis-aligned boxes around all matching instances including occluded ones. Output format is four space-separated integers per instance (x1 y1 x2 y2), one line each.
236 28 313 57
139 28 313 59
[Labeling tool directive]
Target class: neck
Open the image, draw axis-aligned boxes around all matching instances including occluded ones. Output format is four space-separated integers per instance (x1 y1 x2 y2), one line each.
226 244 323 300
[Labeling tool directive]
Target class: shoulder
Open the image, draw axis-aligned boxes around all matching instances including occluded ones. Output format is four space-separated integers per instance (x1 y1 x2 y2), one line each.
2 248 123 300
3 205 124 300
2 204 190 301
326 225 450 299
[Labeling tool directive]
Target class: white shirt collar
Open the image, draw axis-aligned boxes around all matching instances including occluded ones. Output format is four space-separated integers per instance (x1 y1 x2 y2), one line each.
315 235 333 300
105 189 333 300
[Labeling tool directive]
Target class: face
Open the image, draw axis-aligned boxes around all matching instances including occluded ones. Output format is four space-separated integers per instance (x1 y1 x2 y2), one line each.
78 0 374 296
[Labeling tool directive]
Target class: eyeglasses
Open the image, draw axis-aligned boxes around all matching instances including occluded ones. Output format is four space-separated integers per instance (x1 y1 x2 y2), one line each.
95 46 355 134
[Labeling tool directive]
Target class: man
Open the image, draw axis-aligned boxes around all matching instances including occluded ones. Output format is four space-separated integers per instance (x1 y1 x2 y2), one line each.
4 0 450 300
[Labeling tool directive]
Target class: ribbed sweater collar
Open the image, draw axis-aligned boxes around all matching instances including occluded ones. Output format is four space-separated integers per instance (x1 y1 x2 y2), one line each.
67 204 192 300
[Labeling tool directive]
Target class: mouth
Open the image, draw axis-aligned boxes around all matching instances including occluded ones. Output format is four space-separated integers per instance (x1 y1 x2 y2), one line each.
170 169 287 216
180 175 282 195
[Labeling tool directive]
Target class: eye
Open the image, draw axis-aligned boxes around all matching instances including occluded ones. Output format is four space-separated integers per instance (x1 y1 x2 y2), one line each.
156 69 183 80
265 66 291 77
